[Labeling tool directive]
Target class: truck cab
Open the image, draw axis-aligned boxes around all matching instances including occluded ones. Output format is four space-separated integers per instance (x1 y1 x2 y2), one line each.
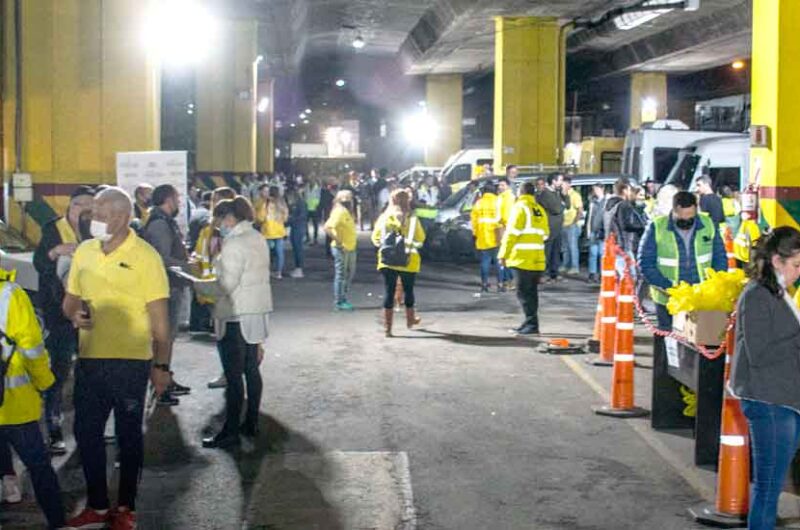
439 149 494 189
665 134 749 192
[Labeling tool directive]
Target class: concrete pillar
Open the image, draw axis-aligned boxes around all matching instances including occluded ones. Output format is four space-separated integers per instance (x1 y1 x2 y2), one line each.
751 0 800 229
256 79 275 173
1 0 159 239
493 17 565 168
195 20 258 173
425 74 463 167
629 72 667 129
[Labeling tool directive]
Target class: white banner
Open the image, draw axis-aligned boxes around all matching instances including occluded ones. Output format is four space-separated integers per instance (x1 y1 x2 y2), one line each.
116 151 188 234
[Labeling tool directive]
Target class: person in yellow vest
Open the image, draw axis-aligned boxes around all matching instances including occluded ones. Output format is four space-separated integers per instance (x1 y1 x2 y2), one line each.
638 191 728 330
32 185 94 455
497 177 516 289
255 185 289 280
193 187 235 390
561 176 584 275
372 189 426 337
470 183 502 293
305 177 322 245
721 186 741 237
734 212 761 265
324 191 358 311
498 181 549 336
0 270 66 528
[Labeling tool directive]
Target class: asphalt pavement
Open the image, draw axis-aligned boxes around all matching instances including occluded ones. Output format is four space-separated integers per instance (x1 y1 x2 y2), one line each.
2 234 737 529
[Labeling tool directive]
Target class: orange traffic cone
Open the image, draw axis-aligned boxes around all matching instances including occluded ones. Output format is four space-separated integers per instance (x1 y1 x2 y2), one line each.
591 233 617 366
724 228 738 273
690 321 749 527
594 271 649 418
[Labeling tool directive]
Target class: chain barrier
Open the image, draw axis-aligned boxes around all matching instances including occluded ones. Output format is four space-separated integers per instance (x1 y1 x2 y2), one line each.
612 246 734 361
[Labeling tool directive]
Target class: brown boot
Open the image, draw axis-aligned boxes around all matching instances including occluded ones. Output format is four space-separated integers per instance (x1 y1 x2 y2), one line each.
406 307 421 329
383 309 394 338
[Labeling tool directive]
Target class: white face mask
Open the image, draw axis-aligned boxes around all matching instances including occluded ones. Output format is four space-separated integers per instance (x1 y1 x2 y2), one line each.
90 220 113 242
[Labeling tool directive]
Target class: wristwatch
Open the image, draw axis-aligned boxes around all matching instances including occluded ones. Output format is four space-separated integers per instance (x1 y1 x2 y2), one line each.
153 363 170 372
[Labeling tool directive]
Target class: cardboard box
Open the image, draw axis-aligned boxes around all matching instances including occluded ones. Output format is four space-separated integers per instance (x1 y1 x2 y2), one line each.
673 310 729 346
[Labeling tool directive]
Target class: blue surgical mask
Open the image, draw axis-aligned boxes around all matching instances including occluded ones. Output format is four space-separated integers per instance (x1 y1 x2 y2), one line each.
219 225 232 238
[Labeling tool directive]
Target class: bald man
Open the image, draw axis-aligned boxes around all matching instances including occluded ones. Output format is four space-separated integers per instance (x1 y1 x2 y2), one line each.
63 187 172 528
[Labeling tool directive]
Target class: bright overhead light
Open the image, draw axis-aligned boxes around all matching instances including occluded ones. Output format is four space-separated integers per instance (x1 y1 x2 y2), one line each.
613 0 674 31
290 123 296 128
257 97 270 113
335 79 346 88
731 60 746 70
255 55 264 65
144 0 218 65
641 97 658 123
305 108 312 114
299 113 307 119
303 119 310 125
402 110 437 147
352 35 365 49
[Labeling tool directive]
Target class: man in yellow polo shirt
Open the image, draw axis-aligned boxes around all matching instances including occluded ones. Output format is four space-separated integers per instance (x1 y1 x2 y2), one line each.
324 190 358 311
561 176 584 276
63 187 172 530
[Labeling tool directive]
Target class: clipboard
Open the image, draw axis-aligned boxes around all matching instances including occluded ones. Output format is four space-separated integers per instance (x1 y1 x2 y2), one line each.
169 267 220 298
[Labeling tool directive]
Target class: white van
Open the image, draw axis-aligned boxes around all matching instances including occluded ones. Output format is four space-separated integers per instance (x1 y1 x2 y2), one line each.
622 120 741 184
439 149 494 188
665 134 749 192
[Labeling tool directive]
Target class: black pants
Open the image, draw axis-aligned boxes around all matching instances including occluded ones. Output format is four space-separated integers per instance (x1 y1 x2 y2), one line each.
73 358 150 510
218 322 263 434
307 210 320 243
381 269 416 309
545 229 563 279
515 269 541 331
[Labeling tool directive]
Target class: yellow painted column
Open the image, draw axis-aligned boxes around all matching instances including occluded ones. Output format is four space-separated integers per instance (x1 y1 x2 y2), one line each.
1 0 159 240
256 80 274 173
629 72 667 129
425 74 463 167
493 17 564 168
196 20 258 173
750 0 800 230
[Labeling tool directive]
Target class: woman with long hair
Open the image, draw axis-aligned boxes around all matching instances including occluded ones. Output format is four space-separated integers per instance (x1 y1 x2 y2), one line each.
256 185 289 279
201 196 272 448
371 189 426 337
730 226 800 529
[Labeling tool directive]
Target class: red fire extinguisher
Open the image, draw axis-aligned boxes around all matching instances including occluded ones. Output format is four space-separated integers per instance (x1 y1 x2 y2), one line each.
740 182 759 221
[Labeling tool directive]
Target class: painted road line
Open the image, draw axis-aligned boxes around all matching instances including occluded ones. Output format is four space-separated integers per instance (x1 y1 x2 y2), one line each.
559 356 715 502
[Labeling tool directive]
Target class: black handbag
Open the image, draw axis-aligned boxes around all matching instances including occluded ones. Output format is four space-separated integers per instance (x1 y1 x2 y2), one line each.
379 216 417 267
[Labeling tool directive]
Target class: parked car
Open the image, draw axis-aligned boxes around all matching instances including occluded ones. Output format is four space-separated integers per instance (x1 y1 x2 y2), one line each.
426 173 635 263
0 221 38 292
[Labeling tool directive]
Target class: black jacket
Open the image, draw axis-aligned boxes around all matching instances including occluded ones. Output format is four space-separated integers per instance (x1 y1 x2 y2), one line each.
33 219 77 351
142 208 188 291
536 188 570 233
730 281 800 412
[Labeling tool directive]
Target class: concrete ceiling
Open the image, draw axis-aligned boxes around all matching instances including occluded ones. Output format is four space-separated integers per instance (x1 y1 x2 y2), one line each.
218 0 752 78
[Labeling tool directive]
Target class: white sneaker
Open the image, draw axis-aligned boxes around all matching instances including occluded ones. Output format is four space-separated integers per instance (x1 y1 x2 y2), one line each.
3 474 22 504
290 268 304 279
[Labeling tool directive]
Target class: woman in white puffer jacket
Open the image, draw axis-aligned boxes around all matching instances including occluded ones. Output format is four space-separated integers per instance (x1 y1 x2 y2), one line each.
201 196 272 449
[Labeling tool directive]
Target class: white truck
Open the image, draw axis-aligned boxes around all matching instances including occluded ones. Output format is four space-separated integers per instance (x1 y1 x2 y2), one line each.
621 120 742 184
664 134 750 192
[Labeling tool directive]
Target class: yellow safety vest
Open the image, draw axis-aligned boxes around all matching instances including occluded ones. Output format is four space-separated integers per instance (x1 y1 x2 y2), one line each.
498 195 549 271
733 219 761 264
470 193 501 250
371 213 426 273
498 190 515 226
649 214 715 306
0 276 53 426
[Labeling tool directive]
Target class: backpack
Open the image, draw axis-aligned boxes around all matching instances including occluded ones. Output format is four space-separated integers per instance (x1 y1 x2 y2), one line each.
379 216 417 267
0 329 17 407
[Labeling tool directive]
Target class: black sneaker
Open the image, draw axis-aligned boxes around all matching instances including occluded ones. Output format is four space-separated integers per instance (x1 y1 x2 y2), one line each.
480 284 490 293
156 392 180 407
240 421 259 438
169 379 191 396
515 325 540 336
49 429 67 456
202 431 241 449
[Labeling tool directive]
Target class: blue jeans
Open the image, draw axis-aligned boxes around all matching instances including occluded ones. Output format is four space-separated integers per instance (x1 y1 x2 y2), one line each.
290 226 305 269
0 422 65 528
268 238 285 274
479 248 501 286
588 239 604 276
561 223 580 271
741 399 800 530
332 247 357 304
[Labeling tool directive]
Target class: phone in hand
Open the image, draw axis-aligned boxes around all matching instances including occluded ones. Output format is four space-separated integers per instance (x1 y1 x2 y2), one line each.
81 301 91 320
